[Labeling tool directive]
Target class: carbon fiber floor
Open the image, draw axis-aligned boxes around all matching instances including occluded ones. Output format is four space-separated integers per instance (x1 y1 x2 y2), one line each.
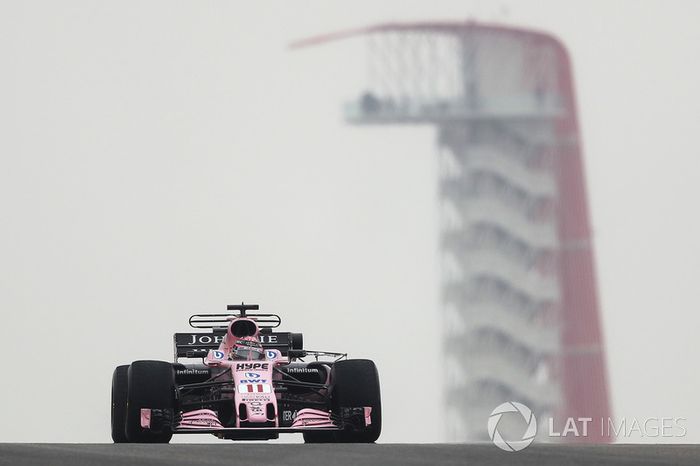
0 443 698 466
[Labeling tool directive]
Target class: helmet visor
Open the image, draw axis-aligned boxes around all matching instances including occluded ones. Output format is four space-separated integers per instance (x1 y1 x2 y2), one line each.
233 346 265 360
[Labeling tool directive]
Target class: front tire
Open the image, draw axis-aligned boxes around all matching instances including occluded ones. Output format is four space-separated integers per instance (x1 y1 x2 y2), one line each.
303 359 382 443
302 430 336 443
111 365 129 443
125 360 176 443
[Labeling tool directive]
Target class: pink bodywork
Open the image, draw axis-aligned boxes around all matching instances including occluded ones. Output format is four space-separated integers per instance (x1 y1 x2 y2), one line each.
364 407 372 426
140 408 151 429
178 409 224 429
178 317 339 430
291 409 335 428
161 316 378 434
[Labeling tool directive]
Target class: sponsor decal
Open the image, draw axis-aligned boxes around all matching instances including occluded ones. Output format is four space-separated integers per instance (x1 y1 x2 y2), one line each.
282 410 298 422
260 335 278 344
238 383 272 393
186 334 225 345
212 351 225 360
266 350 277 360
248 401 264 414
239 379 268 384
235 339 259 347
244 372 261 379
235 363 269 371
286 367 319 374
176 368 209 376
181 333 284 346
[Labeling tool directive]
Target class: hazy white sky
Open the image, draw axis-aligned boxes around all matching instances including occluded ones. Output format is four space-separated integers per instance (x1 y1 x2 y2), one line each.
0 1 698 443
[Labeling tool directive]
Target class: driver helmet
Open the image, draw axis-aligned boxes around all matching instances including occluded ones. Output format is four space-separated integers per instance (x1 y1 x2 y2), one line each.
230 337 265 361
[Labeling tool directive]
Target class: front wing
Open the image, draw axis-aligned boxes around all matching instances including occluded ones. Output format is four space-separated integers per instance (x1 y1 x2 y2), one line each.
140 407 372 436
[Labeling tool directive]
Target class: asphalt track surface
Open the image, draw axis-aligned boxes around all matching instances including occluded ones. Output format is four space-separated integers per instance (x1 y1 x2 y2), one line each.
1 444 700 466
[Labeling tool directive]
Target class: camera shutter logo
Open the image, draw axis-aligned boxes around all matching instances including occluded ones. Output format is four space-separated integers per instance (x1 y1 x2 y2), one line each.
487 402 537 452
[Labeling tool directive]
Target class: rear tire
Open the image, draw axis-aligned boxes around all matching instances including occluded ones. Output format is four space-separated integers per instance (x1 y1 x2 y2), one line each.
125 360 176 443
303 359 382 443
111 365 129 443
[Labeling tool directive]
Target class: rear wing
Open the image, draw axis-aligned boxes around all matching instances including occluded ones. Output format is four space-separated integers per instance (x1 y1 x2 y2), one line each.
189 313 281 329
173 330 304 361
188 304 281 329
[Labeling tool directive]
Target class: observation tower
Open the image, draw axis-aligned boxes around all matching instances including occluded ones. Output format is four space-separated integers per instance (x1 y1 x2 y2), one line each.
294 22 611 442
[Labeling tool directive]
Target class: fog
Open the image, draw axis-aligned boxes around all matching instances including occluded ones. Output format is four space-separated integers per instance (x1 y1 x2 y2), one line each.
0 0 698 443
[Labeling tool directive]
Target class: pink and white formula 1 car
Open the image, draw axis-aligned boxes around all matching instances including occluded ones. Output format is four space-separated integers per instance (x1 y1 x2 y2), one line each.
111 304 381 443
